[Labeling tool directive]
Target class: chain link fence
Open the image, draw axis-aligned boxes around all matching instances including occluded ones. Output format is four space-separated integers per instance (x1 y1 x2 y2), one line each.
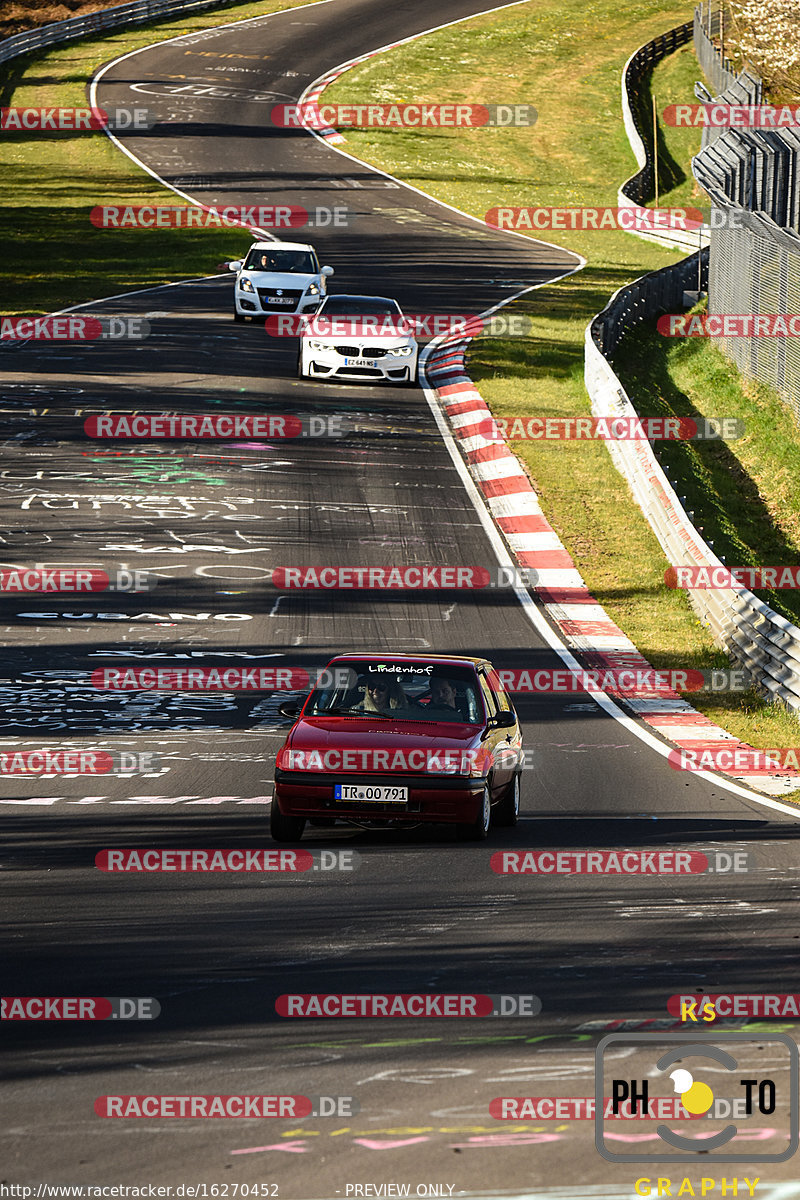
693 1 742 95
708 219 800 418
692 8 800 420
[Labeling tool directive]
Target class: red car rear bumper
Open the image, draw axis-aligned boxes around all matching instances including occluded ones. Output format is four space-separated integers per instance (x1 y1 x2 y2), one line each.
273 770 486 824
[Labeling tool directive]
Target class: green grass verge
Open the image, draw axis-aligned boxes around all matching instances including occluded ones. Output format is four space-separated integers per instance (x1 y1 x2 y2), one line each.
322 0 800 751
0 0 316 314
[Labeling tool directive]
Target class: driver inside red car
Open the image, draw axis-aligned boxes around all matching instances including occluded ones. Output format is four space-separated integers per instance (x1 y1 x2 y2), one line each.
430 677 458 709
419 675 470 720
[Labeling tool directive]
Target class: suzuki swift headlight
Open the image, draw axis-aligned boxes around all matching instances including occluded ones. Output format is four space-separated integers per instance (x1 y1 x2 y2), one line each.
306 283 320 295
239 276 255 293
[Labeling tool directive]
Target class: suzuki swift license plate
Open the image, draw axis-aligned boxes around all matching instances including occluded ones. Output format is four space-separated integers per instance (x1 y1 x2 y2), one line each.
334 784 408 803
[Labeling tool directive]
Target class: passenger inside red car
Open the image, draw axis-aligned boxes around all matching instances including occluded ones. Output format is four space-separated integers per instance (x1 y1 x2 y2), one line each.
357 676 406 714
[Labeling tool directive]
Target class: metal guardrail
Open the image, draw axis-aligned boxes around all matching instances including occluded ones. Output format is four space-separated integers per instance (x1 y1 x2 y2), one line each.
618 20 711 252
586 265 800 716
0 0 246 68
590 249 708 358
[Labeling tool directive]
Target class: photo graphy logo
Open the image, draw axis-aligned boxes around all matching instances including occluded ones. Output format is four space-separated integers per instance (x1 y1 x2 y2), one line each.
595 1032 798 1163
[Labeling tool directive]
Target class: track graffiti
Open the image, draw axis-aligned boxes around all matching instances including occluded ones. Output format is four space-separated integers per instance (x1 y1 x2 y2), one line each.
229 1124 781 1156
20 494 261 519
0 671 291 732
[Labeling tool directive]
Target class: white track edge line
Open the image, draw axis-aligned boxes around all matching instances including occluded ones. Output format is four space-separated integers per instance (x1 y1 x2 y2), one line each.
419 343 800 819
89 0 340 239
296 2 588 262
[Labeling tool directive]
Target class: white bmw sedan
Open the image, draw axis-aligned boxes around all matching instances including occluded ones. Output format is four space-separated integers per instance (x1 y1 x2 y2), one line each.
297 294 418 384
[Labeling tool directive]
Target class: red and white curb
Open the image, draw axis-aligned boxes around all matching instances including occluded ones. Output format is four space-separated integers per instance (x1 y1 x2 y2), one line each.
425 342 800 799
298 40 409 145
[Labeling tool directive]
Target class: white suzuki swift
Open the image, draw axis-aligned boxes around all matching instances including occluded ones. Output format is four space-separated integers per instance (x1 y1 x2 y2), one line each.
230 241 333 321
297 294 419 385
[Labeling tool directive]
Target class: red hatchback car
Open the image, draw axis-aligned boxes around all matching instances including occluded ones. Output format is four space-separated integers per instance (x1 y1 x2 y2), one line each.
270 653 523 842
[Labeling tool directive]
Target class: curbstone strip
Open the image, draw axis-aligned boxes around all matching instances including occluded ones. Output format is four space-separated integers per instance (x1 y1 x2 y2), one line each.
426 344 800 798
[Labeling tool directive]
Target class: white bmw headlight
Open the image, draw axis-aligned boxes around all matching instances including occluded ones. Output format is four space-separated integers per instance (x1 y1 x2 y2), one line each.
387 345 414 357
307 340 330 352
239 277 254 293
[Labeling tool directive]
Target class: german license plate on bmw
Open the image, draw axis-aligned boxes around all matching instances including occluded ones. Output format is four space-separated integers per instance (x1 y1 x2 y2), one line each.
334 784 408 803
